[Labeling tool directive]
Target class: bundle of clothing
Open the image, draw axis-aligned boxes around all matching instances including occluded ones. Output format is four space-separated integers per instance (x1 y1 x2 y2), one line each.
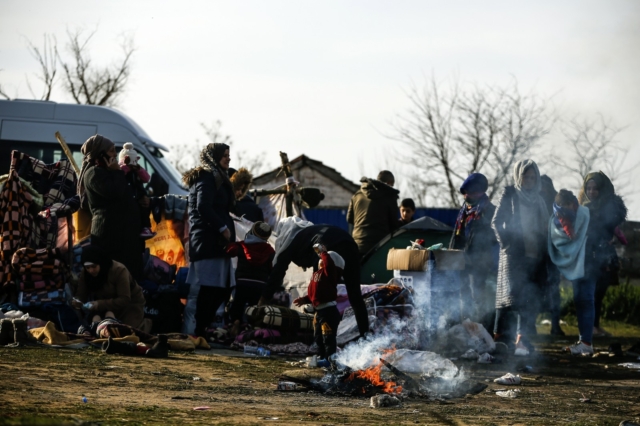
12 247 68 307
1 151 79 291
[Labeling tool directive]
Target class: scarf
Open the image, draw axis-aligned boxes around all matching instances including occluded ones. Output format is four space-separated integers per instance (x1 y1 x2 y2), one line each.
548 205 590 280
553 201 578 239
77 135 115 209
454 193 489 238
200 143 231 189
513 159 542 205
582 171 615 211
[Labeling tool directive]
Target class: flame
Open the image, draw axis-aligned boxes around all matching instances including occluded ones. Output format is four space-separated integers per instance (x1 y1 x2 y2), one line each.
347 347 402 394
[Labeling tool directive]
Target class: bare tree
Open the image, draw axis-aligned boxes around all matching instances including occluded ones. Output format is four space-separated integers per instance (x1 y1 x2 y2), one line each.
168 120 273 176
58 29 135 107
25 34 58 101
0 71 10 99
551 115 636 196
388 76 555 207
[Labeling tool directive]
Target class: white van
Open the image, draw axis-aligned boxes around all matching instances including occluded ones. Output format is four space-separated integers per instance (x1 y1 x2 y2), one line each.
0 99 186 196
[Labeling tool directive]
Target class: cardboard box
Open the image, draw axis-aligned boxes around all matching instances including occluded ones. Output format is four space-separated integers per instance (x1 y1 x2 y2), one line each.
386 248 465 271
386 249 429 271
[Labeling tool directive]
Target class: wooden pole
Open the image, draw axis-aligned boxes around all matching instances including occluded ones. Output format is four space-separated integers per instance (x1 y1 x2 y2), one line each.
55 131 81 175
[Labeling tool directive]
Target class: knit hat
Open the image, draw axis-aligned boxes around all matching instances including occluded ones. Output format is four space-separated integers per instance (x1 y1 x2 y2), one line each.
251 221 272 241
328 251 345 270
460 173 488 194
118 142 139 166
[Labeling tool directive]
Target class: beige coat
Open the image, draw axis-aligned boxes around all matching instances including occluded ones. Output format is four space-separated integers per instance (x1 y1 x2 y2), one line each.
76 261 146 328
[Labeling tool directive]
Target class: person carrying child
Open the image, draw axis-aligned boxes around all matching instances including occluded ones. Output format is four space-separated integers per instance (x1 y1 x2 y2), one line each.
293 244 345 360
118 142 155 239
225 221 275 336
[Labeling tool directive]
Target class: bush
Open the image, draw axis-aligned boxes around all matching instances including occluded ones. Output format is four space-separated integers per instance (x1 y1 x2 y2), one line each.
560 281 640 326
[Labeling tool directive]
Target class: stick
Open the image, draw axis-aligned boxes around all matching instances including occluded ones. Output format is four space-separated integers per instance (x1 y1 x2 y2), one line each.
55 131 80 175
380 358 421 391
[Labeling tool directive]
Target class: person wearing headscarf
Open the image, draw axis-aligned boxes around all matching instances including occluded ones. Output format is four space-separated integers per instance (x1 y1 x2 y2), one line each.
548 189 592 355
539 175 564 336
72 245 146 328
491 160 549 356
182 143 236 337
576 171 627 342
77 135 143 280
449 173 498 332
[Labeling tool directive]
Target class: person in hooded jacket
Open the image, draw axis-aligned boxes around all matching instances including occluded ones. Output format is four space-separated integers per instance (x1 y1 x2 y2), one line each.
72 245 146 328
347 170 400 257
577 171 627 340
77 135 143 280
449 173 497 331
491 160 549 356
182 143 236 337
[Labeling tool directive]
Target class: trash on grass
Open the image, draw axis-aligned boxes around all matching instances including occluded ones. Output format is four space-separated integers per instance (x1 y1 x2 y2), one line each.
618 363 640 369
493 373 521 385
193 406 210 411
461 349 479 360
496 389 520 398
477 353 494 364
370 394 401 408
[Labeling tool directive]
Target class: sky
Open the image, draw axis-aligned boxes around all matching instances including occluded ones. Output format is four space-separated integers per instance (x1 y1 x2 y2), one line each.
1 1 639 216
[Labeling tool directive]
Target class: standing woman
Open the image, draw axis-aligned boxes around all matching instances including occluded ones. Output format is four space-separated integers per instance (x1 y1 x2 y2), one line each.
183 143 236 337
578 172 627 339
491 160 549 356
78 135 143 280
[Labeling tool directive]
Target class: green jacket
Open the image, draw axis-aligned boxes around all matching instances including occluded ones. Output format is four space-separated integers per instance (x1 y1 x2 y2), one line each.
347 178 399 256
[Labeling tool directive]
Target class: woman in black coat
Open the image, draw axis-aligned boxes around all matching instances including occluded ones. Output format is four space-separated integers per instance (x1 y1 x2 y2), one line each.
491 160 549 356
182 143 236 337
77 135 143 280
578 171 627 338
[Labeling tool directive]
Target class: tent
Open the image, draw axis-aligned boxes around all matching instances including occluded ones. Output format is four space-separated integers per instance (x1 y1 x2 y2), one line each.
360 216 453 284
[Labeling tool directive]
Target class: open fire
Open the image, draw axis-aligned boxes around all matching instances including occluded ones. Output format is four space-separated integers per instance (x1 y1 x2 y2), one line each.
346 348 402 395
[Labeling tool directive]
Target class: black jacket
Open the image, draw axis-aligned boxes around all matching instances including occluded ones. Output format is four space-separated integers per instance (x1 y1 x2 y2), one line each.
236 194 264 223
584 194 627 272
184 167 236 260
84 165 142 279
449 200 497 268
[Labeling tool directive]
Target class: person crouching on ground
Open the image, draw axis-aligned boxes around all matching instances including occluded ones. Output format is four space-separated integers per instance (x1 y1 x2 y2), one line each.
547 190 592 355
72 245 146 329
226 221 275 337
293 244 344 360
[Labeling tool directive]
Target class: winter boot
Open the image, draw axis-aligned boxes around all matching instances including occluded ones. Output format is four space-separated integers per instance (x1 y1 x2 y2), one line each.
0 319 14 345
146 334 169 358
102 337 137 356
12 319 37 345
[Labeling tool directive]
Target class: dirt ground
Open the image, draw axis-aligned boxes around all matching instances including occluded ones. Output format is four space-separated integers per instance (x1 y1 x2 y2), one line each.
1 335 640 426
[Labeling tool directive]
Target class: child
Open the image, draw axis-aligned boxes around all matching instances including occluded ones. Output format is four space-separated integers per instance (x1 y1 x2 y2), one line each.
225 221 275 336
399 198 416 226
118 142 155 239
547 189 592 355
293 244 344 360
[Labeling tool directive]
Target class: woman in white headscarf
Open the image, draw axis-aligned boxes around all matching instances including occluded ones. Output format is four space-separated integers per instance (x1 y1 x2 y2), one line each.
491 159 549 356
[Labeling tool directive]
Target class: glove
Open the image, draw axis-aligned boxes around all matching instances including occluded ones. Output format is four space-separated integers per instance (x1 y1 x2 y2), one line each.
82 302 94 312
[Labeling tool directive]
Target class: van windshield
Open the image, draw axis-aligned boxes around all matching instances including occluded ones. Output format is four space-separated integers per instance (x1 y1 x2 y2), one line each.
148 146 185 189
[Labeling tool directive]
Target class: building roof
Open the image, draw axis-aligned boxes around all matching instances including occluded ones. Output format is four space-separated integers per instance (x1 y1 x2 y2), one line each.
253 154 360 194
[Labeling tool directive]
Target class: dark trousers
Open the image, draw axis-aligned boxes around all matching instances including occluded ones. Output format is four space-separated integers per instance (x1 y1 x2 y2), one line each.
314 305 341 359
229 279 266 323
332 240 369 337
195 286 230 337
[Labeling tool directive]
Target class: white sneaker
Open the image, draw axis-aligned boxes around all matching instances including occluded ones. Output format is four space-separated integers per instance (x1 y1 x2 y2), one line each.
496 389 520 398
494 373 522 385
566 341 594 356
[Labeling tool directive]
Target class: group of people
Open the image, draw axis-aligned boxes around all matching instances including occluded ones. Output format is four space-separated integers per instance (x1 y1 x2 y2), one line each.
450 161 626 356
74 133 627 360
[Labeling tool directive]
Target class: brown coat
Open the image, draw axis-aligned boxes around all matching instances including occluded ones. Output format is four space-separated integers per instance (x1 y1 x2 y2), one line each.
76 261 146 328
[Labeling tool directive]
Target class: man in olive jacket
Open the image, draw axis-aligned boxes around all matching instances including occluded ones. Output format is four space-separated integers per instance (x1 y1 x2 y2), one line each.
347 170 400 257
